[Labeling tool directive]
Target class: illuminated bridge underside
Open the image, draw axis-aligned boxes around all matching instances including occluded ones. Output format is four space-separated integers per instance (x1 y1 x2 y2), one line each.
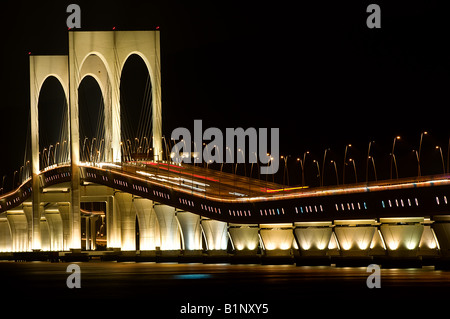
2 164 450 260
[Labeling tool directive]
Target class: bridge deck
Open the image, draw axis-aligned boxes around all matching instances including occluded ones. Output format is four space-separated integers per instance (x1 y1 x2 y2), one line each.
2 162 450 224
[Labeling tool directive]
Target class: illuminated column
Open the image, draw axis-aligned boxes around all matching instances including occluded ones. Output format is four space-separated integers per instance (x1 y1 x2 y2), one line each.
68 32 82 250
228 224 259 253
0 219 12 252
176 211 202 251
90 216 99 251
260 223 294 256
6 210 28 252
23 203 44 251
202 219 228 252
418 219 439 256
149 32 162 161
294 222 333 257
334 220 377 257
115 192 136 251
133 198 159 250
44 207 64 251
379 217 424 257
153 203 181 250
29 55 69 251
57 203 71 251
40 219 50 251
106 195 121 249
432 216 450 257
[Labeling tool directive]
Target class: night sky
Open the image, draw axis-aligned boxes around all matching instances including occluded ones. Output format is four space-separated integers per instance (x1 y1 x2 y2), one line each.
0 0 449 190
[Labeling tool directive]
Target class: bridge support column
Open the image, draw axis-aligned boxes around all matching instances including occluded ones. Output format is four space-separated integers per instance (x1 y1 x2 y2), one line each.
115 192 136 251
0 218 12 252
432 216 450 257
259 223 294 262
228 224 259 253
379 217 424 258
23 203 44 251
153 203 181 251
418 218 439 257
57 203 71 251
202 219 228 256
29 55 69 251
44 207 63 251
228 224 259 263
177 211 202 252
334 220 377 257
133 198 159 251
6 210 28 252
294 222 333 257
106 196 121 249
40 219 50 251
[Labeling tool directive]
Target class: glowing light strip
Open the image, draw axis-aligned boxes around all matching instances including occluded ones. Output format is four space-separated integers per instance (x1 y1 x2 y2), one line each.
137 171 208 192
77 164 450 203
266 186 309 193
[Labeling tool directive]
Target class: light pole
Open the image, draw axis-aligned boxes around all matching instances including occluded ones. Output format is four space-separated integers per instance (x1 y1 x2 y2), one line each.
321 148 330 187
366 141 375 183
281 155 290 188
54 142 60 165
42 148 48 168
90 138 97 163
418 131 428 174
390 136 400 179
330 160 339 185
436 146 445 174
368 156 377 181
413 150 420 177
349 158 357 183
62 140 67 163
48 145 54 167
297 151 309 187
313 160 321 187
343 144 351 185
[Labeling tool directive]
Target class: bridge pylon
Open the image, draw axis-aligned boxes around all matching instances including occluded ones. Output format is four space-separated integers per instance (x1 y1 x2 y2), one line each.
28 30 162 251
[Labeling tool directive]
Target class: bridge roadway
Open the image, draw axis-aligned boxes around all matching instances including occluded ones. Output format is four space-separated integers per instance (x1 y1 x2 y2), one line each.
2 161 450 224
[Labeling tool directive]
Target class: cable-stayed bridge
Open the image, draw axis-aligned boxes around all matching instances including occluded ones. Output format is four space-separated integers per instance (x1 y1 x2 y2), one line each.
2 30 450 266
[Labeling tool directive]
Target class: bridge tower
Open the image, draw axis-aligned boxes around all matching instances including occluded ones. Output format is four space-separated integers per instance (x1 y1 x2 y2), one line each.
29 30 162 251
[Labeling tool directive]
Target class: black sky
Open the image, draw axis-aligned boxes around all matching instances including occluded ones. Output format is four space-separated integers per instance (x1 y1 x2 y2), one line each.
0 0 449 189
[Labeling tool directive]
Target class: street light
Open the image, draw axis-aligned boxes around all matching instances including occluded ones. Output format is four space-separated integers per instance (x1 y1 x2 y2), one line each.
413 150 420 177
349 158 357 183
366 141 375 183
436 146 445 174
368 156 377 181
281 155 290 187
330 160 339 185
313 160 321 187
343 144 351 185
390 136 400 179
48 145 54 166
321 148 330 187
418 131 428 165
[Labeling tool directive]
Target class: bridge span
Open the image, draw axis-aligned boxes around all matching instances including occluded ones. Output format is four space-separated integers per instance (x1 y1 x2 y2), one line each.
3 29 450 266
2 162 450 266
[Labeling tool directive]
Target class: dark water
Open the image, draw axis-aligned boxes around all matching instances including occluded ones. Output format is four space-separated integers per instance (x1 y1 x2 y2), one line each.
0 261 448 316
